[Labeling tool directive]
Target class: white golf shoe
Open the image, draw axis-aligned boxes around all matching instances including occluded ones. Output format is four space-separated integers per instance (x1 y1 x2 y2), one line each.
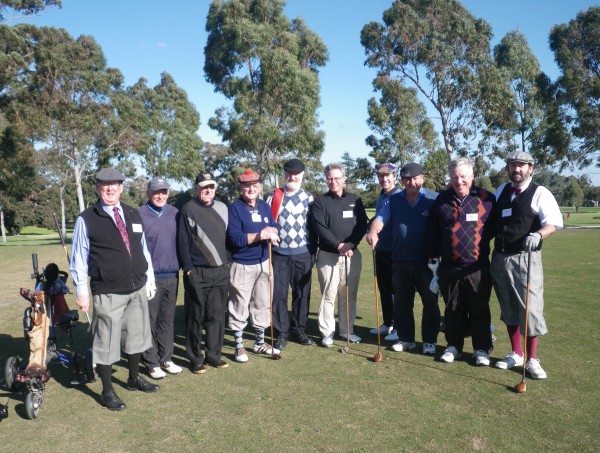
495 352 524 370
422 343 436 355
322 335 334 348
384 330 399 342
339 333 361 343
391 341 416 352
474 350 490 366
440 346 462 363
369 324 391 335
526 358 547 379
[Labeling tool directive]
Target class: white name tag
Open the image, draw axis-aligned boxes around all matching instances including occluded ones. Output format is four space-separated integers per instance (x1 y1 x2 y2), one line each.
132 223 143 233
343 210 353 218
466 213 478 222
251 213 262 222
502 208 512 218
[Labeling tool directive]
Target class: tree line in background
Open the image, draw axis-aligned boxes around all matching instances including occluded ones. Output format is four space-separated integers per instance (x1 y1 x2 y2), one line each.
0 0 598 234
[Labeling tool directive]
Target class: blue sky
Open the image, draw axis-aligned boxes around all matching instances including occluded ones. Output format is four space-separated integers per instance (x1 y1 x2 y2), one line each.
15 0 599 183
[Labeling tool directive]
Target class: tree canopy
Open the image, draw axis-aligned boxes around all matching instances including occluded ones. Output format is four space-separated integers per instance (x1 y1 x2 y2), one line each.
204 0 328 185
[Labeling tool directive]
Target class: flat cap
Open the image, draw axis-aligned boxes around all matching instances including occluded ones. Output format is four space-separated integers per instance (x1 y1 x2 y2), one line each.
238 168 261 184
399 163 423 178
95 168 125 182
148 176 170 191
196 172 217 188
505 151 534 165
375 163 397 174
283 158 305 173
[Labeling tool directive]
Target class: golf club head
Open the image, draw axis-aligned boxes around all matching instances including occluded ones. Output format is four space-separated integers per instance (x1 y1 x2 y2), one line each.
271 353 282 360
515 381 527 393
372 352 383 362
0 399 8 420
341 346 350 354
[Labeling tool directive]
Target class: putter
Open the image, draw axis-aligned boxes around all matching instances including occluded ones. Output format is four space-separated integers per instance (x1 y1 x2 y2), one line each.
372 250 383 363
515 251 532 394
268 242 281 360
53 212 93 330
341 255 350 354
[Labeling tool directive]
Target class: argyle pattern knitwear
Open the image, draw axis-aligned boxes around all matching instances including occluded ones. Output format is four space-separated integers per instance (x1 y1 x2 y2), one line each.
275 189 313 249
113 207 130 253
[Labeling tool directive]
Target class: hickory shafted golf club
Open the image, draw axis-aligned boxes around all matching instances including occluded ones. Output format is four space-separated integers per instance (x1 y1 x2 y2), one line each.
268 241 281 360
515 251 532 394
53 212 92 327
341 255 350 354
371 250 383 362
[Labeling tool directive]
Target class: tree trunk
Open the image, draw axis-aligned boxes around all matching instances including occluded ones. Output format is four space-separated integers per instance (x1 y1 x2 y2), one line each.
59 185 67 237
74 160 86 213
0 207 6 243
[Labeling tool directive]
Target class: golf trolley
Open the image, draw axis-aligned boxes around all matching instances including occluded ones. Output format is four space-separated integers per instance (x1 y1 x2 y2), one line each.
3 254 96 419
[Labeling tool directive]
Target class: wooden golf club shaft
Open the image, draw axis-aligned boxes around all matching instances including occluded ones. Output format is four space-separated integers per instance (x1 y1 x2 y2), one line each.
268 241 276 359
516 251 532 393
344 255 350 352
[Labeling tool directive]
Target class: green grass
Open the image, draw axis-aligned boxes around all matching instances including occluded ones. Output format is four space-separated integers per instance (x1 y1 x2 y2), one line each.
0 230 599 452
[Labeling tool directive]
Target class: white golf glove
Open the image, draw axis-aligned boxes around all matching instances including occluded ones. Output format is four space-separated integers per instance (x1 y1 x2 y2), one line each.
146 281 157 300
523 232 542 251
428 259 440 295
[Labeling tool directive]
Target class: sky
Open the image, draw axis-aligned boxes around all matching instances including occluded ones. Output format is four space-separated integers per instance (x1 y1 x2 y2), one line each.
12 0 599 184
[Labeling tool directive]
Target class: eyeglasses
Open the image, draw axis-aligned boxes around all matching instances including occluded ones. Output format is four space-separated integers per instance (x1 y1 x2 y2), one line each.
326 177 343 182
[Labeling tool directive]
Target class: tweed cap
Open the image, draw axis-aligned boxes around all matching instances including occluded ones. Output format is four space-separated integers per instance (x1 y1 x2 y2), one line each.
506 151 534 165
148 176 170 191
399 163 423 178
238 169 261 184
95 168 125 182
375 163 397 174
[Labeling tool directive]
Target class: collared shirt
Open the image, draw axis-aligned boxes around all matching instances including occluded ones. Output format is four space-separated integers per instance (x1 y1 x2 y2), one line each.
375 188 438 262
374 186 400 252
71 201 155 297
494 182 563 228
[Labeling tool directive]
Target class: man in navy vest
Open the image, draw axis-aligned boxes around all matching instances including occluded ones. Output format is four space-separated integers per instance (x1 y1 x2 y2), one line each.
490 151 563 380
71 168 159 411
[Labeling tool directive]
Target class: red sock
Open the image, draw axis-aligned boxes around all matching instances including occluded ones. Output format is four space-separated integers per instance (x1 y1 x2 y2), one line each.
526 336 538 360
507 325 523 356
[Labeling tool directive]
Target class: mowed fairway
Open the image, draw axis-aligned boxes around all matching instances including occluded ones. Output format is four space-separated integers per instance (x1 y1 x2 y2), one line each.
0 229 598 452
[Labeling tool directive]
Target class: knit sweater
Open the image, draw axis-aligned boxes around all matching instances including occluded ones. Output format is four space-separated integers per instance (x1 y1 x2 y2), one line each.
178 198 229 271
138 203 180 278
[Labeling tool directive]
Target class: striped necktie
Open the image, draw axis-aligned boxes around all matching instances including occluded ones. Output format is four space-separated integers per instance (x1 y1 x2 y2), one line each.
113 207 130 253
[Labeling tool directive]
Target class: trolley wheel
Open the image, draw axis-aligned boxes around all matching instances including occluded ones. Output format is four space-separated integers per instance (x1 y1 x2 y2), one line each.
24 392 42 419
4 357 20 391
84 349 96 383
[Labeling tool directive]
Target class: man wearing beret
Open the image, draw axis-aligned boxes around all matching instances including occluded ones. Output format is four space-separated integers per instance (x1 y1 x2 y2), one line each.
366 163 440 355
490 151 563 379
227 169 281 363
369 163 401 341
178 172 230 373
312 162 369 347
267 158 316 350
70 168 159 411
138 177 182 379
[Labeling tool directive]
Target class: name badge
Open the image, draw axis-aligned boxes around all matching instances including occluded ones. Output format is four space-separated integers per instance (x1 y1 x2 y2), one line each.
251 213 262 222
343 210 353 219
466 213 478 222
132 223 143 233
502 208 512 218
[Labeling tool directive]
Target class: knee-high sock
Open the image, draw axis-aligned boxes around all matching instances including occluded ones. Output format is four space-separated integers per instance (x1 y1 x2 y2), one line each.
507 325 523 356
526 336 538 360
96 364 113 394
128 353 141 381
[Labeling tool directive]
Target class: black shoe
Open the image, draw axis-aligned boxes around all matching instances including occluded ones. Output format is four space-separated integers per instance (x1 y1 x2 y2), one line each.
275 335 289 350
206 359 229 369
126 376 160 393
191 363 206 374
293 331 313 346
101 390 126 411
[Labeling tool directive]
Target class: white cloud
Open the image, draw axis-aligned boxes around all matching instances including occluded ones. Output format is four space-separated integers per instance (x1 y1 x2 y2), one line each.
156 42 167 48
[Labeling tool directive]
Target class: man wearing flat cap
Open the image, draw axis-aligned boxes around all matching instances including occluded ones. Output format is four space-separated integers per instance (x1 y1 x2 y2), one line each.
70 168 159 411
367 162 440 355
267 158 316 350
138 176 182 379
368 163 400 340
178 172 230 373
227 168 281 363
490 151 562 380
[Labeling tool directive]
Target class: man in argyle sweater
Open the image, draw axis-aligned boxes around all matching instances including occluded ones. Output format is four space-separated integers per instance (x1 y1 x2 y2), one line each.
427 157 496 366
267 158 316 349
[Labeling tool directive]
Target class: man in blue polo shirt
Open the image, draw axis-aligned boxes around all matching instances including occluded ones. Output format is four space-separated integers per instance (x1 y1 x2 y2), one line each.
366 163 440 355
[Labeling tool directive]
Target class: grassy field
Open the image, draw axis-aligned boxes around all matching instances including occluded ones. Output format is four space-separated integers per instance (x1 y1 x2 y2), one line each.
0 229 599 452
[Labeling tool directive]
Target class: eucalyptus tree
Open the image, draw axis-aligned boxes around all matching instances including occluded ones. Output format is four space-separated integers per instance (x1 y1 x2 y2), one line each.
113 72 204 183
366 75 438 167
550 6 600 168
0 0 61 23
4 24 124 213
204 0 328 184
361 0 504 161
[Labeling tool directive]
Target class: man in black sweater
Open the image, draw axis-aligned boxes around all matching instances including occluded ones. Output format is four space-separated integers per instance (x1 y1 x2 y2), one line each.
178 172 230 374
311 163 368 347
